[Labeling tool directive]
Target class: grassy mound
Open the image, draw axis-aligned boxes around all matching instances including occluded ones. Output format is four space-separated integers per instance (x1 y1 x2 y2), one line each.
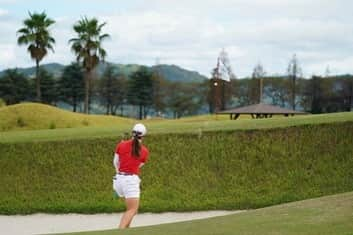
0 121 352 214
0 103 132 131
58 191 353 235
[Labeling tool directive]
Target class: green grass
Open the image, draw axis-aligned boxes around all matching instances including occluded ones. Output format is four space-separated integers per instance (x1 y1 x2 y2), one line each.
0 103 132 132
1 109 352 143
1 104 352 215
55 191 353 235
0 122 352 214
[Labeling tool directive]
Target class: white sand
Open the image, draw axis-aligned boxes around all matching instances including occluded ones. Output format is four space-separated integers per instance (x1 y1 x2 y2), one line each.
0 210 243 235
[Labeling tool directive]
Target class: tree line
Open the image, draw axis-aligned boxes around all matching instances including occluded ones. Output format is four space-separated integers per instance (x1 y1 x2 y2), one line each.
0 64 206 119
208 54 352 114
1 63 352 117
211 74 353 114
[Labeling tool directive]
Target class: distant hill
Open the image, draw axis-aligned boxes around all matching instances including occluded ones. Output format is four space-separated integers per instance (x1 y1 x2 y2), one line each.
0 62 208 83
0 63 64 78
152 64 207 82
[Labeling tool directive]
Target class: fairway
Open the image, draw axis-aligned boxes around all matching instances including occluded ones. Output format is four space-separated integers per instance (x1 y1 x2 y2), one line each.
53 191 353 235
1 109 352 143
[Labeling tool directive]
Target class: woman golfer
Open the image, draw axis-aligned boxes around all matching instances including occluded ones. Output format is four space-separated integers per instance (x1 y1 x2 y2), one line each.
113 123 149 229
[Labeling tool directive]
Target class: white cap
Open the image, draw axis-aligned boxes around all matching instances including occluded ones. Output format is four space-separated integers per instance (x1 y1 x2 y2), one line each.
132 123 147 136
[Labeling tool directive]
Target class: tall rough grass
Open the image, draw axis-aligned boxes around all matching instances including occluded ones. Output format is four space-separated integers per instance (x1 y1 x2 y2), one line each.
0 122 352 214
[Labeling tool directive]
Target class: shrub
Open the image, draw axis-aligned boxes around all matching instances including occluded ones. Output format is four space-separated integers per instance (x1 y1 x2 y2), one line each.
49 121 56 129
16 117 26 127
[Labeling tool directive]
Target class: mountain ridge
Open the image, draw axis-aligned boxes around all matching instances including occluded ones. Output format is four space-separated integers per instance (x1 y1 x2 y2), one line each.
0 62 208 83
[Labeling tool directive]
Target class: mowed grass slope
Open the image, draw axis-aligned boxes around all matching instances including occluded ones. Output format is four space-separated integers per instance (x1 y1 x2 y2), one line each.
0 103 133 131
56 191 353 235
0 102 353 143
0 121 352 214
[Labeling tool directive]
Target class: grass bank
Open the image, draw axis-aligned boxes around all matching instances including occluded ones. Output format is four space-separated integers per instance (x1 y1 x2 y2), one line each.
0 122 352 214
0 103 132 131
55 191 353 235
1 111 353 143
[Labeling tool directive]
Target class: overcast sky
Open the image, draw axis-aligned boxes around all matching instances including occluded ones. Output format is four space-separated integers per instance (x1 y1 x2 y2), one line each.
0 0 352 77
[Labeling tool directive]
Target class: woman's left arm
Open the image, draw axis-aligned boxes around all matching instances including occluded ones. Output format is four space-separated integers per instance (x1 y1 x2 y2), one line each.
113 153 120 172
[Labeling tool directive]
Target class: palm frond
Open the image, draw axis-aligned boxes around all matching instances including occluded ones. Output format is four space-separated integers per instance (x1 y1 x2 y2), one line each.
17 28 30 35
99 48 107 60
17 35 29 45
99 33 110 41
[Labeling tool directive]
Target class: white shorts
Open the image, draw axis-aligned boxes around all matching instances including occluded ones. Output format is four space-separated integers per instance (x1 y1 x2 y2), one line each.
113 174 141 198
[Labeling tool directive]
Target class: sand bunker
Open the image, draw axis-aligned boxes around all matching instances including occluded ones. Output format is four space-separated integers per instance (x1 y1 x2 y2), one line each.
0 210 243 235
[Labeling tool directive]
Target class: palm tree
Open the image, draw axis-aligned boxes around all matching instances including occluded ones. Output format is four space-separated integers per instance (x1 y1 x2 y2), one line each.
69 17 110 114
17 11 55 102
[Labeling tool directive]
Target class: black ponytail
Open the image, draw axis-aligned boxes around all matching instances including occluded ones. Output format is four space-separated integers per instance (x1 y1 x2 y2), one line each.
131 131 141 158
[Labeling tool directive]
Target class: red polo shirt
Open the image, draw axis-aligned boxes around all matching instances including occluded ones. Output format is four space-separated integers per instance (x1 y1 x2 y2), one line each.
115 139 149 175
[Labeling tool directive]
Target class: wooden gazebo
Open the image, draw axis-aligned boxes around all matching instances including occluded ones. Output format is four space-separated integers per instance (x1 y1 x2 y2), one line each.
216 103 307 120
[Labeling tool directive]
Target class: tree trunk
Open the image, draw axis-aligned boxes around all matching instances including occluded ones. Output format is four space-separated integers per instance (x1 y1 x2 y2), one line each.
36 60 41 102
73 96 77 112
84 70 90 114
139 104 143 120
221 80 225 110
292 75 296 110
111 105 115 115
348 79 353 111
259 78 263 103
120 105 124 116
107 97 112 115
106 103 110 115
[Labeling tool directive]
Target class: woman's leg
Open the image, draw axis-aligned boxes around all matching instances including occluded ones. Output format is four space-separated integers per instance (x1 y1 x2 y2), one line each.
119 198 140 229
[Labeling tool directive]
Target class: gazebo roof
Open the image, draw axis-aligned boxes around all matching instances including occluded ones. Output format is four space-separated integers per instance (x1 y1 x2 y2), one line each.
217 103 307 114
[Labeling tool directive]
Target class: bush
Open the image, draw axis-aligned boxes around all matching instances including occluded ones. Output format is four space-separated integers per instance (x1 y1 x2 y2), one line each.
0 122 352 214
49 121 56 129
16 117 26 127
